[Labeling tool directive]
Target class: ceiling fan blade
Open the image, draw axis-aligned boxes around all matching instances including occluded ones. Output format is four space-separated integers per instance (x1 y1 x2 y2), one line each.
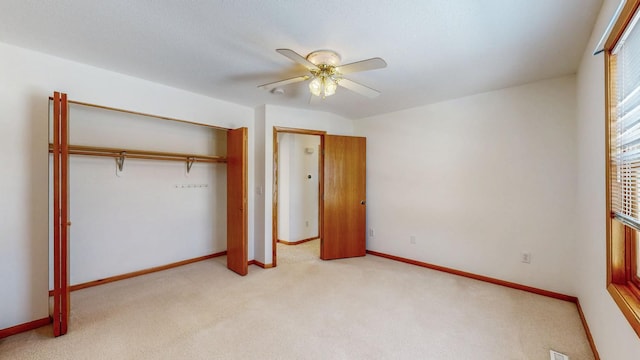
257 75 310 90
338 78 381 98
276 49 319 71
337 57 387 75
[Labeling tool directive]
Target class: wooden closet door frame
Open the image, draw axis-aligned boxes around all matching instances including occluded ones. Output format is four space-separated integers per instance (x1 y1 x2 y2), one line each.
227 127 249 275
49 92 245 338
52 91 70 337
272 127 326 267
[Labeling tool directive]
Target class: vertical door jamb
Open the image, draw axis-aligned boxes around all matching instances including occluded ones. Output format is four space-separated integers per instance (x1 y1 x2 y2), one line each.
52 92 61 337
52 92 69 336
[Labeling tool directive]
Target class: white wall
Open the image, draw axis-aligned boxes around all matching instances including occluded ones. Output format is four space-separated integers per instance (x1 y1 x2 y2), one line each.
354 76 577 295
0 42 254 330
277 133 320 242
253 105 266 264
290 134 320 240
278 133 292 241
254 105 353 264
575 0 640 358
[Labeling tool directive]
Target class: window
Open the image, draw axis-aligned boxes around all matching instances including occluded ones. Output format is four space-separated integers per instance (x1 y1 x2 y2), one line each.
605 0 640 338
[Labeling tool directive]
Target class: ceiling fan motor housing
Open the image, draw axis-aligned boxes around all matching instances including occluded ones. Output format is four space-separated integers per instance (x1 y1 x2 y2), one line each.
306 50 341 67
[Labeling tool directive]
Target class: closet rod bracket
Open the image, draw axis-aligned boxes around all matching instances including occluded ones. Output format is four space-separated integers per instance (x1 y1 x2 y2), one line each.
116 151 126 172
186 157 195 174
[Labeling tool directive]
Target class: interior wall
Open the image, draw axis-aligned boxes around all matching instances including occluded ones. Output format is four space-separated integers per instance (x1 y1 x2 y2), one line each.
290 134 320 240
278 133 292 241
0 41 254 330
253 105 266 264
277 133 320 242
575 0 640 358
254 105 354 264
353 76 577 295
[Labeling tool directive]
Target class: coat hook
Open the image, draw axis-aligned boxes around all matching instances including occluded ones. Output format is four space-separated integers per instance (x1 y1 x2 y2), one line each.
186 157 195 174
116 151 126 172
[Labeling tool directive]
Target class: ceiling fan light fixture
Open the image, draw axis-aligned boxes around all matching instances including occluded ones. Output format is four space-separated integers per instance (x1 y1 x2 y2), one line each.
259 48 386 99
309 77 323 97
324 77 337 97
309 71 338 98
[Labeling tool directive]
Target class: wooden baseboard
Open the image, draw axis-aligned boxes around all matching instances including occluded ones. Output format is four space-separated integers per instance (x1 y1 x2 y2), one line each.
366 250 577 302
277 237 318 245
366 250 601 357
0 317 52 339
48 251 227 296
248 259 274 269
576 299 600 359
365 251 605 355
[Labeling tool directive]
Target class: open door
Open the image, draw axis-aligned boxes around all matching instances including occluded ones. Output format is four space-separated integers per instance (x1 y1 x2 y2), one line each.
227 127 248 275
52 92 70 336
321 135 366 260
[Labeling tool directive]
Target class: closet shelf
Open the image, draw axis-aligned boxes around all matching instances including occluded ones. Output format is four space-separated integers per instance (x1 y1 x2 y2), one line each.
48 144 227 163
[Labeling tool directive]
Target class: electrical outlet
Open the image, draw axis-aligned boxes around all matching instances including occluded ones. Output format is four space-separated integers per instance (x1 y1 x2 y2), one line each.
369 228 375 237
305 220 309 227
521 252 532 264
549 350 569 360
410 235 416 244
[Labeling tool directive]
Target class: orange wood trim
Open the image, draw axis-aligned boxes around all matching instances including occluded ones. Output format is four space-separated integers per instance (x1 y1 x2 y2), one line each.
272 127 325 267
604 16 640 338
273 126 326 136
0 317 52 339
248 259 274 269
48 252 227 296
606 51 614 287
52 91 61 337
604 0 640 51
576 299 601 360
49 96 230 131
272 128 279 267
277 237 318 245
49 144 226 163
226 127 248 276
319 134 325 259
60 92 69 335
607 283 640 337
366 250 578 303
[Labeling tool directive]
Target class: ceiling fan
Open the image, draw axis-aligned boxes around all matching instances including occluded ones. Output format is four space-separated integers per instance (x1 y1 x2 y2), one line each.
258 49 387 99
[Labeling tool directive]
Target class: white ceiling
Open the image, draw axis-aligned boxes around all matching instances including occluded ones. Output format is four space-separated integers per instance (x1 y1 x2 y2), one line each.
0 0 602 119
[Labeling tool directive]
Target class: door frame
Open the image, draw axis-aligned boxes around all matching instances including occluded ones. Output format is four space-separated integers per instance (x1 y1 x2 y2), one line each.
272 127 325 267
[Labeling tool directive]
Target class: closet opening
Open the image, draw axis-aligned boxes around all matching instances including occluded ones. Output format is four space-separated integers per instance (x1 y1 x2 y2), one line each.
49 92 247 336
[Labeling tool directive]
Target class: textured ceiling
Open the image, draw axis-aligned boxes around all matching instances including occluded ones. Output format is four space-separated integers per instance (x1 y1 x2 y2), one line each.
0 0 602 119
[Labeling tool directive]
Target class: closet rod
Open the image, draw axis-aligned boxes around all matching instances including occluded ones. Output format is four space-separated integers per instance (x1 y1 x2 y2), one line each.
48 97 230 132
48 144 227 163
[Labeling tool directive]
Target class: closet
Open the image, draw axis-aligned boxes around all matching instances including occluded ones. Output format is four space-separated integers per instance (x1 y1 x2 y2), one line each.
49 92 247 336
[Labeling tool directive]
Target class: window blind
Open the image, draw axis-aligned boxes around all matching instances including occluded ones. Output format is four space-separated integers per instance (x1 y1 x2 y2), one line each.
612 11 640 229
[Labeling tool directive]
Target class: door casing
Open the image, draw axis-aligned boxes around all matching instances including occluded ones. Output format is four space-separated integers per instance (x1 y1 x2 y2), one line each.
272 127 326 267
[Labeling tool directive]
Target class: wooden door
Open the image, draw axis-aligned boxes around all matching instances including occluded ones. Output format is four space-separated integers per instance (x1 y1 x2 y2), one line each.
52 92 70 336
227 127 248 275
321 135 367 260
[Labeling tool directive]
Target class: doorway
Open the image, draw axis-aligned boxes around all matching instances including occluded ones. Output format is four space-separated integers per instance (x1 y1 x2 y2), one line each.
272 127 325 267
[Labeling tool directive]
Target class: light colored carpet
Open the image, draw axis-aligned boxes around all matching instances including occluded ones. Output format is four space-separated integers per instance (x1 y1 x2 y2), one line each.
0 241 593 359
276 238 320 264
